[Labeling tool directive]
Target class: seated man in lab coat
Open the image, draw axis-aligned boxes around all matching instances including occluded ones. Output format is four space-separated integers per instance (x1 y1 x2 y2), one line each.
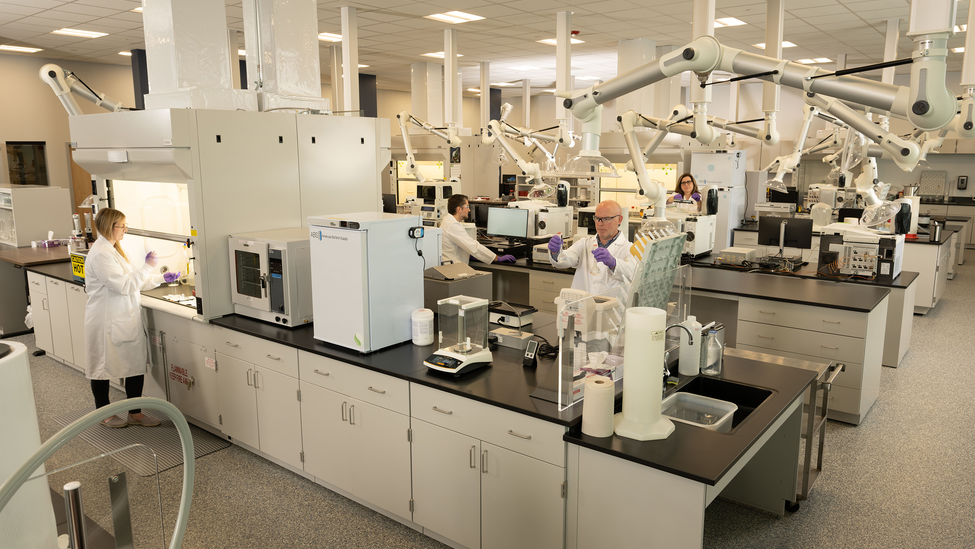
442 194 516 265
548 200 637 294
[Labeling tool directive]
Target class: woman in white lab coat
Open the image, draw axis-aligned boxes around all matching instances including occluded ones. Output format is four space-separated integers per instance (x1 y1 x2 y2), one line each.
85 208 178 428
441 195 516 265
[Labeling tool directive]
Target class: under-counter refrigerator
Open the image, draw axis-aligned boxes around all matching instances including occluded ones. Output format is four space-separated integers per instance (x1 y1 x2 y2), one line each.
308 212 423 353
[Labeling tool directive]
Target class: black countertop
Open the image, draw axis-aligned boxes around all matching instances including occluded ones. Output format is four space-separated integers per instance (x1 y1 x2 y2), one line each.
565 355 817 485
688 267 890 312
905 228 956 246
687 256 919 290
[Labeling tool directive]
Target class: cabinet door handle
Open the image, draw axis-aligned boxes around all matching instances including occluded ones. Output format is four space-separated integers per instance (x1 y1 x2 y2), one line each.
757 334 773 339
349 405 355 425
758 310 776 315
246 369 253 387
42 297 48 311
821 345 839 350
51 280 59 285
822 320 841 325
470 446 476 469
266 354 281 361
433 406 453 415
313 369 330 377
341 401 347 422
253 371 260 389
367 386 386 395
481 450 488 473
225 341 240 348
508 430 532 440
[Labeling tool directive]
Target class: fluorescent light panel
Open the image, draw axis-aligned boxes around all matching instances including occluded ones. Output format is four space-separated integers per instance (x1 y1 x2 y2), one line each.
426 11 484 24
422 52 463 58
238 49 247 56
52 28 108 38
953 47 965 53
0 44 42 53
754 41 796 49
318 32 342 42
118 51 132 56
131 7 142 13
468 88 481 92
955 24 967 33
537 38 584 45
714 17 746 28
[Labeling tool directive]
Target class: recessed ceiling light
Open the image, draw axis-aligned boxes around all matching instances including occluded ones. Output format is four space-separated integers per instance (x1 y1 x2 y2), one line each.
118 51 132 56
0 44 42 53
468 88 481 92
491 82 517 86
537 38 585 45
238 49 247 56
813 58 831 63
576 76 601 81
753 41 796 49
953 47 965 53
340 64 370 68
543 89 557 93
422 52 463 58
511 66 539 71
131 7 142 13
425 11 484 24
798 59 816 64
318 33 342 42
715 17 746 27
955 24 967 33
52 28 108 39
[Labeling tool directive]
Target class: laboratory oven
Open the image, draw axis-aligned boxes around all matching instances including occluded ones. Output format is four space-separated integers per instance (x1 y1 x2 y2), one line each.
228 227 313 327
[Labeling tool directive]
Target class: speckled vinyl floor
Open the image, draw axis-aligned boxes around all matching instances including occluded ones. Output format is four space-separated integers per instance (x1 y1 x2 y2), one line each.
14 259 975 548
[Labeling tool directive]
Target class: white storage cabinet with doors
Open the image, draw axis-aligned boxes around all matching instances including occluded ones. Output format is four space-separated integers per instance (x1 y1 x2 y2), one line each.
529 270 574 314
27 271 87 372
214 326 303 471
410 383 567 549
298 351 413 522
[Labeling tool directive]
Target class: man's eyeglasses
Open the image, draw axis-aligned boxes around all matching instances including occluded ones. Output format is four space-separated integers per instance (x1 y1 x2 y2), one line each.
594 215 620 223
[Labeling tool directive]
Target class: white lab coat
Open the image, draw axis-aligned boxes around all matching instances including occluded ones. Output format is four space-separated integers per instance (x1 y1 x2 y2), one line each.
551 232 638 295
441 214 496 265
84 236 163 380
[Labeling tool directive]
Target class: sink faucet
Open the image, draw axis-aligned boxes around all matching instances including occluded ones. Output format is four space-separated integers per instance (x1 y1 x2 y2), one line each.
662 324 694 378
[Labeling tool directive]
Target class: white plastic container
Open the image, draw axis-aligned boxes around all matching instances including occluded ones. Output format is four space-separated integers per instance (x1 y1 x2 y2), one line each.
661 392 737 433
411 309 434 346
678 315 702 376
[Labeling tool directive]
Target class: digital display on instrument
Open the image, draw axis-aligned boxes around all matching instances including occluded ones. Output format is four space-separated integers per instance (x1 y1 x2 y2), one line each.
425 354 463 370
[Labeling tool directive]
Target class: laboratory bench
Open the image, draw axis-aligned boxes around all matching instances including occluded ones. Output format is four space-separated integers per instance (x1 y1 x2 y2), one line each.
0 245 70 339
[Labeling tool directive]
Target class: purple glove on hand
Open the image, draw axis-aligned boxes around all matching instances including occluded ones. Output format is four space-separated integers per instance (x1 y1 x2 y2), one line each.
496 255 516 263
548 234 563 255
163 271 181 283
145 252 158 267
592 247 617 270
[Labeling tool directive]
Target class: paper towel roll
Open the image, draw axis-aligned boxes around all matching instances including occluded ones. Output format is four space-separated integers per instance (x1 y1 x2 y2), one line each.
581 376 615 437
614 307 675 441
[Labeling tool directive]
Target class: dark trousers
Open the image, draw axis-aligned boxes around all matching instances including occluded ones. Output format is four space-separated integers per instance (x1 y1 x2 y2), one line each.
91 375 145 414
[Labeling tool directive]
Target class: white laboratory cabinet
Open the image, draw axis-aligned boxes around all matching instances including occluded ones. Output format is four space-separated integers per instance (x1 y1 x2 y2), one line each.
308 213 423 353
0 186 72 247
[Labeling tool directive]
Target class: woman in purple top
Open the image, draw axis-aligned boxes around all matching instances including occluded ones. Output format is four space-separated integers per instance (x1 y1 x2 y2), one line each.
667 172 702 211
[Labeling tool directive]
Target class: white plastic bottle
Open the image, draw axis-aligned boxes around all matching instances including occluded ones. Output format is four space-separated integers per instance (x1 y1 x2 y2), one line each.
678 315 703 376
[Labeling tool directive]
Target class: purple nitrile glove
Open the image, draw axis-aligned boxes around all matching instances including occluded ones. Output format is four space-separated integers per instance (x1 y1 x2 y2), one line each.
164 271 181 283
592 247 616 270
496 255 516 263
145 251 158 267
548 233 563 255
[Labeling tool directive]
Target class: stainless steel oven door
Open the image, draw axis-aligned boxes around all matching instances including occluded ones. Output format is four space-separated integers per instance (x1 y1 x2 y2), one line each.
229 238 270 313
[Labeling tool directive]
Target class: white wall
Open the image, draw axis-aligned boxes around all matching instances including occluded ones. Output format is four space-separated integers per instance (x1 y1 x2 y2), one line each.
0 54 135 189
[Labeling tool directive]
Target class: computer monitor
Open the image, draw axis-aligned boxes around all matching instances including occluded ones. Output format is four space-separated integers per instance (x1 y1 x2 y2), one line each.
471 203 491 228
768 187 800 207
486 207 529 239
382 193 396 213
757 216 814 248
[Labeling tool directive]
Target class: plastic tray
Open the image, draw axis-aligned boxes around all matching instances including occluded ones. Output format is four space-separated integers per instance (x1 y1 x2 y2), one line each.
661 392 738 433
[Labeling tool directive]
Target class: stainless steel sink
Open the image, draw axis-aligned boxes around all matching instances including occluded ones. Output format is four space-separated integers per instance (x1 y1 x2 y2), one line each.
676 376 773 430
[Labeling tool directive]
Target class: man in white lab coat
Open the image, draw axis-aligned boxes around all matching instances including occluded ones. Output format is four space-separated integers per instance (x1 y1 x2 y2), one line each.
442 194 516 265
548 200 637 295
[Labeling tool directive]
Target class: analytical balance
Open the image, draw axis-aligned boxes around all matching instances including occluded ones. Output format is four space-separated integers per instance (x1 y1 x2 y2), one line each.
424 296 493 376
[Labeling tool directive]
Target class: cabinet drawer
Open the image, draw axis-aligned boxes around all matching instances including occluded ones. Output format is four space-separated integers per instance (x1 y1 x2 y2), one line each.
739 297 867 338
529 270 573 292
215 326 298 378
299 351 409 415
733 231 759 246
411 383 565 467
736 344 863 391
530 289 561 313
738 321 865 366
27 271 47 292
